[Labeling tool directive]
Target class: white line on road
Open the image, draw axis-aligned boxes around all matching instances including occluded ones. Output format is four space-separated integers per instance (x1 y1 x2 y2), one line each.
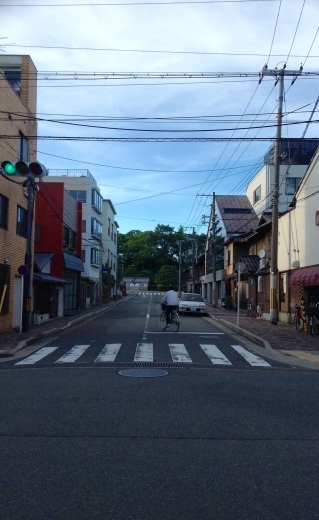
134 343 153 362
55 345 90 363
169 343 192 363
200 344 232 365
15 346 59 365
94 344 122 363
231 344 271 367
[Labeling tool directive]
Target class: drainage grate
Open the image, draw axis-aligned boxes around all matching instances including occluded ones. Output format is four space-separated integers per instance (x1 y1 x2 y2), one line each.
118 368 169 377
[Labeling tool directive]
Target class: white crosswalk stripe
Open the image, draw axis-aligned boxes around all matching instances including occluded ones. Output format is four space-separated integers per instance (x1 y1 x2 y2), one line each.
94 343 122 363
55 345 90 363
200 344 232 365
15 342 272 368
169 343 192 363
15 346 59 365
230 344 271 367
134 343 153 362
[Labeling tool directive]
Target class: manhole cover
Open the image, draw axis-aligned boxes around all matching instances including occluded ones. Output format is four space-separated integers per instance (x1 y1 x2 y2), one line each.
118 368 168 378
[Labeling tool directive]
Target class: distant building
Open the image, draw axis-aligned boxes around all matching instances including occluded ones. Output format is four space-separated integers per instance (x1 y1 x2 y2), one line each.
34 182 84 322
43 170 103 307
102 199 119 298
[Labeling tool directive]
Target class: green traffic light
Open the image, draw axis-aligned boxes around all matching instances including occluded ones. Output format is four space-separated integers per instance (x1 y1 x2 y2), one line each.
1 161 16 175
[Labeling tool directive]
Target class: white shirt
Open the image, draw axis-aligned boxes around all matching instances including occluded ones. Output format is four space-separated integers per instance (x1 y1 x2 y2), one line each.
161 289 178 306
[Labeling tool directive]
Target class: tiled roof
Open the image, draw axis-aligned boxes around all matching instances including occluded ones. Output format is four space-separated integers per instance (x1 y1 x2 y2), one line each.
238 254 260 273
216 195 259 234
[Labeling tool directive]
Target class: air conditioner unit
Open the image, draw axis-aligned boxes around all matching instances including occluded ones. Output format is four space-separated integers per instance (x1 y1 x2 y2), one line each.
292 260 300 268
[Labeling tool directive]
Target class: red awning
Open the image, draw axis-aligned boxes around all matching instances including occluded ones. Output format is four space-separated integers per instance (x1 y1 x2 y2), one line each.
289 266 319 286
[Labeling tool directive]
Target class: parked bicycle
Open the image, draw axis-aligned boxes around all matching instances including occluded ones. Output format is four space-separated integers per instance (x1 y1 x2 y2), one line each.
309 302 319 335
160 307 180 332
246 299 253 317
293 305 303 331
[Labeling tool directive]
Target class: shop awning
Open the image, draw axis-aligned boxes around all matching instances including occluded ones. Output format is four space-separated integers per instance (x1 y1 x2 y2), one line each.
63 251 84 272
33 273 68 284
289 265 319 286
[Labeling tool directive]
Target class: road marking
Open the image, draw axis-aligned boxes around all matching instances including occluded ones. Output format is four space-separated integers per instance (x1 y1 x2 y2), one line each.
169 343 192 363
55 345 90 363
134 343 153 362
231 344 271 367
94 344 122 363
15 346 59 365
199 344 232 365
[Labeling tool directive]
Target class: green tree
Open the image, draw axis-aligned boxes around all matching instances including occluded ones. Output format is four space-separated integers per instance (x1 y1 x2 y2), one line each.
155 265 179 291
117 226 206 283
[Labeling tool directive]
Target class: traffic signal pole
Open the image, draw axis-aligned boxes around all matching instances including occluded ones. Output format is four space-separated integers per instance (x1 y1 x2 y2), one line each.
0 160 47 332
22 178 36 332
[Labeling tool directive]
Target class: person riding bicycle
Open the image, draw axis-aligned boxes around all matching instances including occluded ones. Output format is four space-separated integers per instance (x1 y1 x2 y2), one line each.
161 285 179 328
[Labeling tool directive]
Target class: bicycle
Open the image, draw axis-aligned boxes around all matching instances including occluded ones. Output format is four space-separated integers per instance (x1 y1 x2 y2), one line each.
293 305 303 331
309 314 319 335
246 299 253 317
160 308 180 332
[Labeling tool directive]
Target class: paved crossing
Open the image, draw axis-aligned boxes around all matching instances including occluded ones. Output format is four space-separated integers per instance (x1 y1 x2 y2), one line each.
15 342 272 368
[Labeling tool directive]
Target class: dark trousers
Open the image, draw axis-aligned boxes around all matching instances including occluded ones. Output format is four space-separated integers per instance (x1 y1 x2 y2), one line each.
165 305 177 324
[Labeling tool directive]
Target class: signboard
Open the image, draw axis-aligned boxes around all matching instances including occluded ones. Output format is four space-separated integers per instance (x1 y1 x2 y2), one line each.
18 265 29 276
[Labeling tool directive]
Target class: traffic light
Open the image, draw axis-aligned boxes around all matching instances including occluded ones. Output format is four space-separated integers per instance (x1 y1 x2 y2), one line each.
1 160 47 179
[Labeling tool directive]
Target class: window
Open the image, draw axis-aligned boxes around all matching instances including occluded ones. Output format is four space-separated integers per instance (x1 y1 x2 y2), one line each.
19 131 29 161
16 206 27 238
4 70 21 94
91 218 102 239
253 185 261 204
91 189 102 213
0 264 10 314
82 220 86 233
90 247 101 266
227 250 231 266
68 190 86 203
0 194 8 230
224 208 252 214
108 218 111 237
63 226 78 250
286 177 300 196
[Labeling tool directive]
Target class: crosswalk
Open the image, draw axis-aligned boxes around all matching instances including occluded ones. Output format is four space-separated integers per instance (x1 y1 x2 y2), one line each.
15 343 272 368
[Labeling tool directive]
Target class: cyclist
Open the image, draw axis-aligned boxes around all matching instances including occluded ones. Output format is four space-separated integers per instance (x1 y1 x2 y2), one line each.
161 285 179 328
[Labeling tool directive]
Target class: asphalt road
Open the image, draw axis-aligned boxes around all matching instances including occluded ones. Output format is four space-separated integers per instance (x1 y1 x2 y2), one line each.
1 294 318 519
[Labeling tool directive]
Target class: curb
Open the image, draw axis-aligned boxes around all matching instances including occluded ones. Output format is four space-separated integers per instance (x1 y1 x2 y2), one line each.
214 317 272 351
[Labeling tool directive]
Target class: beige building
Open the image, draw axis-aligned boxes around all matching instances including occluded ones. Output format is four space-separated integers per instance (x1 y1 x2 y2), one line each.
0 55 38 332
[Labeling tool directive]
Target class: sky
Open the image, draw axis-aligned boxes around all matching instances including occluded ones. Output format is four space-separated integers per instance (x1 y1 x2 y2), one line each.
1 0 318 235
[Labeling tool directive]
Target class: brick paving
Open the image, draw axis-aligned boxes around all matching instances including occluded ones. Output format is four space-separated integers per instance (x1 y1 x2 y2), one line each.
208 305 319 352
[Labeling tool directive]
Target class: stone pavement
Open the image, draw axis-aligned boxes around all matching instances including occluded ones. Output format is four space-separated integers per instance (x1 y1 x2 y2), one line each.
0 295 318 368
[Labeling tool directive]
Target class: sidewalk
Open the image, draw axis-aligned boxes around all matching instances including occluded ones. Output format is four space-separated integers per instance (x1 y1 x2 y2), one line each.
207 304 319 366
0 300 117 356
0 296 319 368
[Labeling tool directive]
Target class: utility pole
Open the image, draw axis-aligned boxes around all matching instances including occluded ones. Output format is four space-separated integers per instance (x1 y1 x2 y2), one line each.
259 63 303 324
212 192 217 306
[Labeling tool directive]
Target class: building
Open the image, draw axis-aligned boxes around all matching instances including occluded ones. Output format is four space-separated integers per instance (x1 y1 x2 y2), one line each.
201 194 258 306
33 182 84 322
246 139 319 216
43 170 104 307
278 146 319 324
102 199 119 299
0 55 38 332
